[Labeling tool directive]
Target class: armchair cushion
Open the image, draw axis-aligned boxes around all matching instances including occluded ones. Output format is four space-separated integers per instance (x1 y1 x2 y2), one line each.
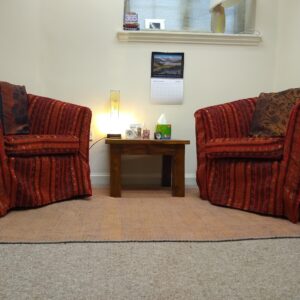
5 134 79 157
0 82 30 135
250 88 300 137
205 137 284 159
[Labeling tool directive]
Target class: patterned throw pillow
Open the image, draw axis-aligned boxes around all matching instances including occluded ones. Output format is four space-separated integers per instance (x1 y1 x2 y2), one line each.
249 88 300 137
0 82 30 135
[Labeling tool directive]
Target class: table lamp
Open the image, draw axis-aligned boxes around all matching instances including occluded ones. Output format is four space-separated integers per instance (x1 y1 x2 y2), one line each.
210 0 240 33
107 90 122 138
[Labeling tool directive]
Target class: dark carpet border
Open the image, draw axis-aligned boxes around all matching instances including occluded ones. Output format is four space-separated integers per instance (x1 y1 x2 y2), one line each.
0 236 300 245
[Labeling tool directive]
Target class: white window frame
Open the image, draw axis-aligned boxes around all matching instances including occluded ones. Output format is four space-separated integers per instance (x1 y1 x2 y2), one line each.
117 30 261 45
118 0 262 46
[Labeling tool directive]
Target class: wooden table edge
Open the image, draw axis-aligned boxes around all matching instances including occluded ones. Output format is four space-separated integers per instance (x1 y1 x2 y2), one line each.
105 138 190 145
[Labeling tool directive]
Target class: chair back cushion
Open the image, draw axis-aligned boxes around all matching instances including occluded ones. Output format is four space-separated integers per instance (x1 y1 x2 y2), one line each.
205 137 284 159
249 88 300 137
0 82 30 135
4 134 79 156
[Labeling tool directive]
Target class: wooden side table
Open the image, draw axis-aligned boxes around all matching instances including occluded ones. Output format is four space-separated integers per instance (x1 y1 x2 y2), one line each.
105 138 190 197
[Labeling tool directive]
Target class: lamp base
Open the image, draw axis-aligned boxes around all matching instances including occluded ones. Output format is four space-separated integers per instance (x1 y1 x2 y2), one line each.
107 133 122 139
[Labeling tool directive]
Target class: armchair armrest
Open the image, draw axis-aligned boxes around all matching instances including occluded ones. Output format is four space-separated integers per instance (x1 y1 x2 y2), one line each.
194 97 256 199
194 97 257 143
27 94 92 161
282 102 300 222
0 122 6 160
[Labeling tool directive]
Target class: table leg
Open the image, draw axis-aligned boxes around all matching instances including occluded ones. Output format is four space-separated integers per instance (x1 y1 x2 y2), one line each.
110 145 121 197
161 155 172 187
172 145 185 197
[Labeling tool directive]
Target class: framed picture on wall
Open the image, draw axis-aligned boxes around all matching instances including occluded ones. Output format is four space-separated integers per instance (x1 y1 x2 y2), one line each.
150 52 184 104
145 19 165 30
151 52 184 79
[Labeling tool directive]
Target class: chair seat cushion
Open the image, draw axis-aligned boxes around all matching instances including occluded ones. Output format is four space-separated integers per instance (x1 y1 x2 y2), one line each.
204 137 284 159
5 134 79 156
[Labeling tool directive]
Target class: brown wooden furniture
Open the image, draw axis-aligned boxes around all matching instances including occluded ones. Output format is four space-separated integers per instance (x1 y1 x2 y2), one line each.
105 138 190 197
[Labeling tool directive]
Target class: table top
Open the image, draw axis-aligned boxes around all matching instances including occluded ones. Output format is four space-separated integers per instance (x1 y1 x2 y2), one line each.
105 138 190 145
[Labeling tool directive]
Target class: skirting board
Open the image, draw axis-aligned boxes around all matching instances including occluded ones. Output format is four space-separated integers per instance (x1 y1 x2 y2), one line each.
91 173 197 188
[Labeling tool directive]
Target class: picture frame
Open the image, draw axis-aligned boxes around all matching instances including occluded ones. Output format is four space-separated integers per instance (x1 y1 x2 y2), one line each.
145 19 165 30
126 123 142 139
151 52 184 79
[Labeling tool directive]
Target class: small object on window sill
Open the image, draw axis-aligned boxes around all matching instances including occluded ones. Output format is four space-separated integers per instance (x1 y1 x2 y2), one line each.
145 19 165 30
124 11 140 31
123 23 140 31
210 4 225 33
210 0 241 33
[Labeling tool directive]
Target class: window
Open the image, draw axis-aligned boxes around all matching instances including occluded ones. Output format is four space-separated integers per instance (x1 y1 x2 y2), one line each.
124 0 256 34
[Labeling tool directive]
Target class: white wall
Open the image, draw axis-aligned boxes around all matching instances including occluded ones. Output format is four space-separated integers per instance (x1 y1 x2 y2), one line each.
0 0 41 90
0 0 282 186
274 0 300 90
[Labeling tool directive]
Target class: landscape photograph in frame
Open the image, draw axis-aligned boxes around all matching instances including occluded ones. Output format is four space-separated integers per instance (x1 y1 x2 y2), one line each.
151 52 184 79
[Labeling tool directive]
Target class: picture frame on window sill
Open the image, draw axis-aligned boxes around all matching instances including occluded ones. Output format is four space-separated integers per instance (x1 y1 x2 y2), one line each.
145 19 165 30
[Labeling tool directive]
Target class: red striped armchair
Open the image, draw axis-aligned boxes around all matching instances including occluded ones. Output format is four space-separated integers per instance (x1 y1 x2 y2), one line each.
195 98 300 223
0 94 92 217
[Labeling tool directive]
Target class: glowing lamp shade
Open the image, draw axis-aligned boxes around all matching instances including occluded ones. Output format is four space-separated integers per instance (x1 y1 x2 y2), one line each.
210 0 240 33
107 90 122 138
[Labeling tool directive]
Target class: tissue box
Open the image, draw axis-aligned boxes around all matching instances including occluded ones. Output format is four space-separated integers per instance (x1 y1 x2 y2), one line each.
155 124 171 140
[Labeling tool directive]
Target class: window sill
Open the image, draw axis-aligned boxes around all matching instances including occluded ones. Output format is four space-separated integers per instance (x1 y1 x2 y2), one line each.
117 30 262 46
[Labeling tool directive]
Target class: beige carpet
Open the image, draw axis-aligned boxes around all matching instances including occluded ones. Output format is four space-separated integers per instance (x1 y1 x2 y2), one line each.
0 188 299 242
1 240 300 300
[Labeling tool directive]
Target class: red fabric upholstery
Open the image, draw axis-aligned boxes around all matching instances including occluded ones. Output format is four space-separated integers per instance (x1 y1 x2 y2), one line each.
205 137 284 159
0 82 30 135
195 98 300 223
0 125 10 214
5 134 79 156
0 94 92 217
